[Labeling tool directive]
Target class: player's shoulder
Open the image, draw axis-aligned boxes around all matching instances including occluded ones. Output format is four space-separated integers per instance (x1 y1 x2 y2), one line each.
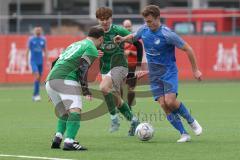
112 24 123 30
136 24 149 34
139 24 148 31
28 35 35 41
111 24 127 32
40 36 46 41
161 25 173 33
82 39 97 49
160 25 178 38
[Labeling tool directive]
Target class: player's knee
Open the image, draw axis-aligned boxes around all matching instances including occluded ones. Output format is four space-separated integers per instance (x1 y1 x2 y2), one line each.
116 98 123 108
159 101 167 109
99 84 110 95
116 101 122 108
34 73 41 81
69 108 81 114
164 98 175 108
159 102 171 114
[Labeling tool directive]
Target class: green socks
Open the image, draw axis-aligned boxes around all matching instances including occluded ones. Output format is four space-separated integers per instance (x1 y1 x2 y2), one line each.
118 102 133 121
104 92 133 121
56 114 68 135
104 93 117 115
66 112 80 139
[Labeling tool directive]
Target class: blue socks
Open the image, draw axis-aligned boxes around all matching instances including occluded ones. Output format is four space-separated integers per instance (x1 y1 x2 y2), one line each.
33 80 40 96
176 103 194 124
166 103 194 134
167 112 187 134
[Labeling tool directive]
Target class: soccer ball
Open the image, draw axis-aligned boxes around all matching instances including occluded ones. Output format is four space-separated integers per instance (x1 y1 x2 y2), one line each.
135 122 154 141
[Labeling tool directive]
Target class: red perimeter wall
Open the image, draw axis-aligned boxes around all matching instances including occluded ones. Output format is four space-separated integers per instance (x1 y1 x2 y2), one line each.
0 35 240 83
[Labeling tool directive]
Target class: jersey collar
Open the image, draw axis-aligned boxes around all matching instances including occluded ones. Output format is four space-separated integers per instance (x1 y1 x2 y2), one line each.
104 24 113 33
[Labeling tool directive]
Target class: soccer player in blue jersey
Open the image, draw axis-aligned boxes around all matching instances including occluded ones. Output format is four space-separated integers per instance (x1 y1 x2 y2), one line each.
26 26 47 101
115 5 203 142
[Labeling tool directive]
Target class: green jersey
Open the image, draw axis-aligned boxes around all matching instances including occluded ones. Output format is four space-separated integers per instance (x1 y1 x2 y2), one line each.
47 39 98 81
100 24 130 74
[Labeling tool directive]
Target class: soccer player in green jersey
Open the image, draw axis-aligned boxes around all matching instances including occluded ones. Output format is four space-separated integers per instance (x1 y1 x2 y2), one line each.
45 26 104 151
96 7 141 136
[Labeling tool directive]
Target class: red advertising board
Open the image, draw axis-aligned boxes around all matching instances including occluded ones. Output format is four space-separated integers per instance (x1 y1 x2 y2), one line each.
177 36 240 80
0 35 240 83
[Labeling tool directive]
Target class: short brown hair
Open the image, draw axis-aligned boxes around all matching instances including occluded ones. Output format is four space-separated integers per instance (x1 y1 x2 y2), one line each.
96 7 112 19
141 5 160 18
88 26 104 38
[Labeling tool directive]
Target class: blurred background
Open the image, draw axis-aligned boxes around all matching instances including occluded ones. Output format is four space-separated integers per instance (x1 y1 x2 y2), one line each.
0 0 240 35
0 0 240 83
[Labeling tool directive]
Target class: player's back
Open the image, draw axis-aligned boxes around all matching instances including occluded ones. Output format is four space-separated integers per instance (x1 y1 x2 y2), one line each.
47 39 98 81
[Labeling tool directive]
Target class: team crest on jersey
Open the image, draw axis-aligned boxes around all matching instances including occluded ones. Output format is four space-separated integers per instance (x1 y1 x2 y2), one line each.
154 38 160 45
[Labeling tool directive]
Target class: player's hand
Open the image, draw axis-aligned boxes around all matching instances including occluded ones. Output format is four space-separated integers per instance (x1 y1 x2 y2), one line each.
114 35 124 43
98 50 104 58
135 66 147 79
124 50 130 56
85 95 93 101
193 70 202 81
136 71 148 79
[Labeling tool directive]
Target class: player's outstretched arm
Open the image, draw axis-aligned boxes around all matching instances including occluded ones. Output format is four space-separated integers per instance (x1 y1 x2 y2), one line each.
114 34 134 43
133 40 143 65
181 43 202 81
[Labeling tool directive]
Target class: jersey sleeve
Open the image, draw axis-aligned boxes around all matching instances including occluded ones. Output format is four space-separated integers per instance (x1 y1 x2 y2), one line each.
133 25 146 41
162 27 185 49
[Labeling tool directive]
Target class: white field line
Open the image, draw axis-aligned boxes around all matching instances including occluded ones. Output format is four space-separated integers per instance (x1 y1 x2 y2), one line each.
0 154 75 160
137 99 238 103
0 98 238 103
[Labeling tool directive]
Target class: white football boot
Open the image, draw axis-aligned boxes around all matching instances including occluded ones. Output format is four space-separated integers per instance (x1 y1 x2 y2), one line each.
190 120 202 136
33 95 41 102
109 115 120 133
177 134 191 143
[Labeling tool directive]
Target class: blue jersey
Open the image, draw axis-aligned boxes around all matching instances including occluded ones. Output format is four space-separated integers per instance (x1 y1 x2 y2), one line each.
28 36 46 65
134 25 185 100
134 24 185 69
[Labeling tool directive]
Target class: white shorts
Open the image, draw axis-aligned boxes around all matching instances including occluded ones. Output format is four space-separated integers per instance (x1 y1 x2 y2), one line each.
45 79 82 116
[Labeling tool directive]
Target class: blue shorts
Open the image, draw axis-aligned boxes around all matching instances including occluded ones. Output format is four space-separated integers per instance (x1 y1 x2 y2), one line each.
148 63 178 101
31 62 43 75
